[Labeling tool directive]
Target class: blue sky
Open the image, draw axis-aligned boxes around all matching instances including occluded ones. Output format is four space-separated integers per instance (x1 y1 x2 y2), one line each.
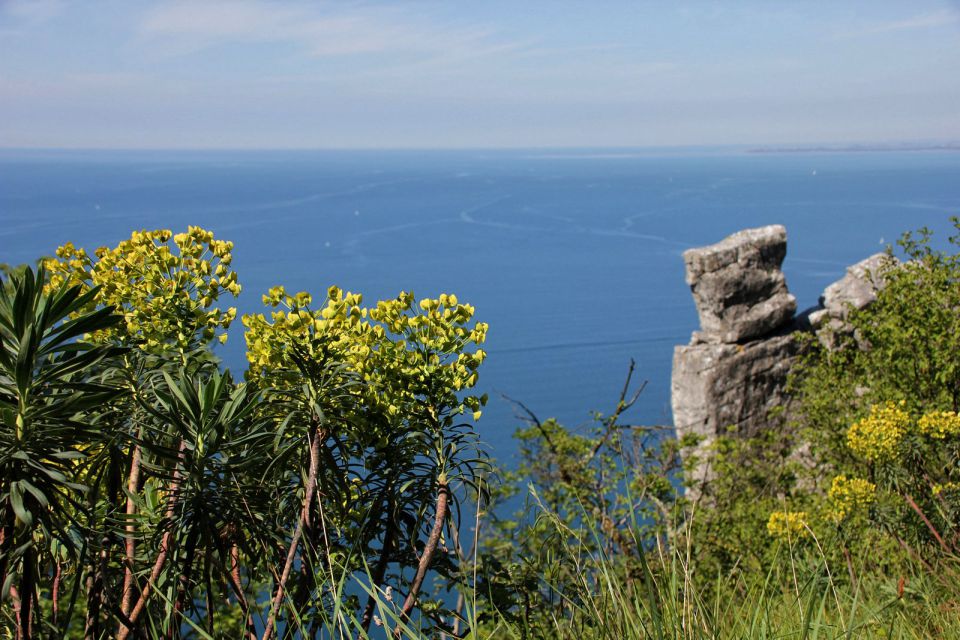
1 0 959 149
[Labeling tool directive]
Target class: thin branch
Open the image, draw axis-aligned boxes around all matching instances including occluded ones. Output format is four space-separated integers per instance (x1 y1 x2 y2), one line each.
394 480 450 639
903 493 951 553
360 497 396 634
225 543 257 640
51 560 62 627
261 425 324 640
120 440 143 619
585 359 646 464
501 394 578 488
118 439 186 640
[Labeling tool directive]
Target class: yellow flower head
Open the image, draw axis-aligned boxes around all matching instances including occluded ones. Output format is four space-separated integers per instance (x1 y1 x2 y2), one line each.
932 481 960 497
828 475 876 521
847 401 910 463
45 227 239 352
918 410 960 440
766 511 809 540
242 287 489 427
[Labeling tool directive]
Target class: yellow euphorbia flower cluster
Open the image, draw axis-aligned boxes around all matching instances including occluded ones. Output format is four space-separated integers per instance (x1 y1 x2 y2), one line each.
828 475 876 521
243 286 489 424
766 511 809 540
44 227 239 353
243 285 366 371
918 410 960 440
846 401 910 463
932 481 960 497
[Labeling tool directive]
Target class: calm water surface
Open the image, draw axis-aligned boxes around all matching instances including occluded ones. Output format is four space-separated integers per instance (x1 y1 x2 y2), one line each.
3 148 959 466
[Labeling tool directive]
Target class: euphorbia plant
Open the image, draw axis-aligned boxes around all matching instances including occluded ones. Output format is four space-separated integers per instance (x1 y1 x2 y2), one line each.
244 286 489 638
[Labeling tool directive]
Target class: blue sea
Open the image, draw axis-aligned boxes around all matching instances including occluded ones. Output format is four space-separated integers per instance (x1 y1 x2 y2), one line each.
2 148 959 467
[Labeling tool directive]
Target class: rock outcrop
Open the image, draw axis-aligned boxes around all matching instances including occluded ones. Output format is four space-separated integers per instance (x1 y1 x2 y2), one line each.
672 226 801 486
672 334 799 444
671 226 890 489
683 225 796 344
808 253 891 348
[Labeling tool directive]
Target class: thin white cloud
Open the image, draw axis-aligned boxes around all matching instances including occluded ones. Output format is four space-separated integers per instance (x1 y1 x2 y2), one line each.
139 0 519 60
836 8 960 38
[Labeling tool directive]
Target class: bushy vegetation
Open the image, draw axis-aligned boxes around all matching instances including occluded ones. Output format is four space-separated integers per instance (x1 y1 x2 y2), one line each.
2 228 488 638
2 219 960 639
468 217 960 638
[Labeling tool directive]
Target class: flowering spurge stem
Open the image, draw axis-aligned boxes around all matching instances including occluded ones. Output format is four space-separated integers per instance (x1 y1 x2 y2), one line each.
120 440 142 620
261 424 323 640
903 493 951 553
226 543 257 640
18 547 35 640
0 507 14 619
394 479 450 639
51 560 62 626
118 440 186 640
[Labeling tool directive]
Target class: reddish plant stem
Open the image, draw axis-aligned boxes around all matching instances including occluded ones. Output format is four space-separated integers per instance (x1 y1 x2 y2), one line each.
19 547 36 640
890 530 934 573
903 492 951 553
261 424 323 640
841 545 857 588
293 510 316 627
394 480 449 639
117 527 175 640
205 549 215 635
226 544 257 640
118 440 186 640
52 560 63 626
9 585 22 640
447 511 469 638
0 505 13 604
120 442 143 619
83 569 99 639
168 527 200 640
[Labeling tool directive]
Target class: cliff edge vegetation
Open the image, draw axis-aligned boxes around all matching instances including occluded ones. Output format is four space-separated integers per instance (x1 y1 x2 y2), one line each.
2 219 960 639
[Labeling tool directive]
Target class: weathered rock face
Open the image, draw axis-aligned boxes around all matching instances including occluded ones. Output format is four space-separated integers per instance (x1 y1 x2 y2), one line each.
808 253 892 347
672 333 800 444
672 226 801 475
683 225 797 344
671 225 890 490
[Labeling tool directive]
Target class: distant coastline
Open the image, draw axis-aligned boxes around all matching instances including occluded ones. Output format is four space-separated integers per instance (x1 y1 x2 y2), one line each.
748 142 960 154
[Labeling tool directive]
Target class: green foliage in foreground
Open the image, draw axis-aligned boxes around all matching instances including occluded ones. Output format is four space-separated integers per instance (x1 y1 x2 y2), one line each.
2 228 490 639
475 491 960 640
4 219 960 638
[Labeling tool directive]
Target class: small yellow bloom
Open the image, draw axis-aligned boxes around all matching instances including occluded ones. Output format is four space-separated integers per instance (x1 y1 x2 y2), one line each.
918 410 960 440
828 475 876 521
847 401 910 463
766 511 809 540
932 481 960 497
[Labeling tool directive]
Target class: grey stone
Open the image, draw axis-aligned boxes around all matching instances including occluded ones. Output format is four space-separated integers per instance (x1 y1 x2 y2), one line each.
683 225 797 343
671 227 896 495
672 332 801 487
816 253 891 324
811 253 894 348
